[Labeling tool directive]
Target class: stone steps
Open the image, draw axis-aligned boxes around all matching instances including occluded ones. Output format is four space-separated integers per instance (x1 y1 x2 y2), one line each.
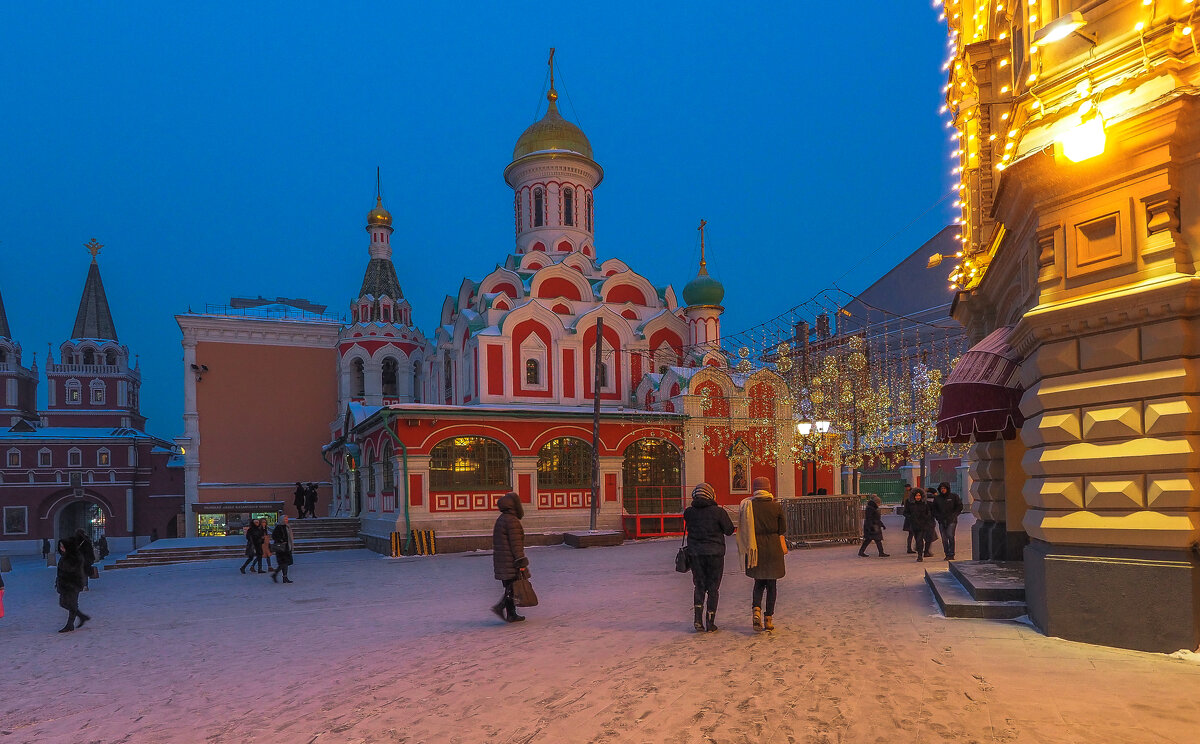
925 560 1027 620
105 537 364 570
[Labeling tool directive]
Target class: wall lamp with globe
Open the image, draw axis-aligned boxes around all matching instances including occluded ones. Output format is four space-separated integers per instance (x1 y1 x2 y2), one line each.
1030 11 1108 164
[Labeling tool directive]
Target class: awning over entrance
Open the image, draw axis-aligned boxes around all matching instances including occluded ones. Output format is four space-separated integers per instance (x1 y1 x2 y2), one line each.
937 325 1023 443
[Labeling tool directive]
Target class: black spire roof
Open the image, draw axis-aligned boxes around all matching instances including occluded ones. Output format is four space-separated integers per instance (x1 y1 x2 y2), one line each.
0 286 10 339
359 258 404 300
72 259 119 341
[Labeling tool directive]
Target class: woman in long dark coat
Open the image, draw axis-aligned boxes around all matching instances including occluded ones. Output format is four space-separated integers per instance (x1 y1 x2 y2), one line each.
900 487 916 554
906 488 936 562
56 538 90 632
683 482 735 633
858 495 889 557
737 476 787 632
491 492 528 623
270 515 295 583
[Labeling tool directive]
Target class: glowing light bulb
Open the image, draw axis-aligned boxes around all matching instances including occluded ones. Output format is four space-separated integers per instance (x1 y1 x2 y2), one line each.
1185 26 1193 36
1135 21 1145 31
1001 112 1010 120
1000 85 1010 93
1061 111 1106 162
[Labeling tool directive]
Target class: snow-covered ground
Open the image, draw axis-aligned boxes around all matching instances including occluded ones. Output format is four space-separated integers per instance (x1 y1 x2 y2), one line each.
3 516 1200 743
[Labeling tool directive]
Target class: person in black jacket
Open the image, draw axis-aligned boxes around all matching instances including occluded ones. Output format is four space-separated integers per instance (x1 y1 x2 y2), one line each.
240 520 264 574
56 538 90 632
932 481 964 560
270 516 295 583
905 488 935 562
304 483 318 519
858 495 889 557
899 487 916 554
683 482 735 633
75 529 96 590
491 492 527 623
293 482 306 518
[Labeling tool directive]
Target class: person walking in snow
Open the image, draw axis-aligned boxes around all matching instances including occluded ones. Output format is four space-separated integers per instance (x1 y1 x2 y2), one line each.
683 482 736 632
737 476 787 632
858 495 889 557
240 519 264 574
270 515 295 583
932 482 964 560
304 483 318 519
41 538 51 562
259 520 274 572
75 529 96 590
293 482 306 519
55 538 90 632
906 488 935 562
491 492 528 623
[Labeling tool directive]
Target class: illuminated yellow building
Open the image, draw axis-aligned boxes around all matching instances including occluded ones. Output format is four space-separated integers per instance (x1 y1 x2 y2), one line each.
940 0 1200 651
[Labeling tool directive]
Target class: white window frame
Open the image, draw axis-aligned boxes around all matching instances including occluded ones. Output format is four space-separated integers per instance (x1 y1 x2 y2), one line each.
38 448 52 468
5 448 19 468
66 378 82 405
519 337 549 392
97 447 111 467
3 505 28 535
68 448 82 468
90 380 105 405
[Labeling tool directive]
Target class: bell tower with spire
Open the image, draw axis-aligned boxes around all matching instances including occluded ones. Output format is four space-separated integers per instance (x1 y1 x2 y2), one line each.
682 220 726 367
504 50 603 258
45 239 144 428
337 173 430 409
0 283 38 425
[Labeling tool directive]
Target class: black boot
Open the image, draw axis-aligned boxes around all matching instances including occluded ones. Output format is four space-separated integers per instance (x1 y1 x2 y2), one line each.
491 601 507 621
504 595 525 623
706 611 719 633
76 612 90 628
693 604 705 633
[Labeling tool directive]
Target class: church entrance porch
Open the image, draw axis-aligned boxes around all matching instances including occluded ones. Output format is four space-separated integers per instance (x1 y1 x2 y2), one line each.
621 438 684 538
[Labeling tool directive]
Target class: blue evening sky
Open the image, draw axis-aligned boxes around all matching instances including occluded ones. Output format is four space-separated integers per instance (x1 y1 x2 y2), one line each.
0 2 953 437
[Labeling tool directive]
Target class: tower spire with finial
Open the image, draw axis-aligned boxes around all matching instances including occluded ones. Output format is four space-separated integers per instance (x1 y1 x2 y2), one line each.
698 219 708 275
547 47 558 104
85 238 103 263
375 166 383 207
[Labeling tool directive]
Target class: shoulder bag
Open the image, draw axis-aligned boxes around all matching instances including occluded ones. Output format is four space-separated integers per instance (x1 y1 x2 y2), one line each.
675 532 691 573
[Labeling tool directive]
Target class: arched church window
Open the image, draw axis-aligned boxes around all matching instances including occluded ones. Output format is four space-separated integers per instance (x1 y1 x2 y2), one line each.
413 366 423 403
0 349 7 363
105 350 117 366
83 349 95 365
622 438 682 514
443 360 453 402
585 193 593 231
598 362 609 389
66 379 82 404
526 358 540 386
537 437 592 489
381 357 399 397
90 380 105 405
429 436 511 491
564 187 574 226
352 359 366 398
534 188 544 227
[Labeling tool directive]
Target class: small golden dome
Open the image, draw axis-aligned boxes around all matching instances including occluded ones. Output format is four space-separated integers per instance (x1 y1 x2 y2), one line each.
367 195 392 227
512 90 593 162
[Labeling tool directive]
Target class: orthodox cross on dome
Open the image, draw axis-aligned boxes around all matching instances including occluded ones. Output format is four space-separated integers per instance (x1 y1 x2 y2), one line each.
85 238 103 262
375 166 383 206
698 219 708 275
547 47 558 102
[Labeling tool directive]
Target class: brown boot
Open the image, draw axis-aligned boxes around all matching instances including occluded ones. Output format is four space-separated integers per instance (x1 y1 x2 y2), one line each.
752 606 763 631
764 615 775 632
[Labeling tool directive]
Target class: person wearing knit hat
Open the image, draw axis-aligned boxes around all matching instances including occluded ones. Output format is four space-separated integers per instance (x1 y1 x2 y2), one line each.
737 475 787 632
682 482 735 632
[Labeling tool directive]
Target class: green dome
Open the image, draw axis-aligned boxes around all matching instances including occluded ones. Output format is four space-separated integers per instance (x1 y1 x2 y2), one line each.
682 270 725 306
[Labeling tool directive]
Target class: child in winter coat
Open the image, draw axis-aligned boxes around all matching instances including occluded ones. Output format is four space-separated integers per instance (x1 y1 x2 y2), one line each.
858 495 889 557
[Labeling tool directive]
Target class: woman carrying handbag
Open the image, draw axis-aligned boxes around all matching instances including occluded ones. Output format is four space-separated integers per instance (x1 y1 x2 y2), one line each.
682 482 735 633
491 492 530 623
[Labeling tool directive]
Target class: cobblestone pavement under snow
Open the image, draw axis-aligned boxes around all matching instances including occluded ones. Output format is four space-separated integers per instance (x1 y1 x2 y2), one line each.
4 516 1200 743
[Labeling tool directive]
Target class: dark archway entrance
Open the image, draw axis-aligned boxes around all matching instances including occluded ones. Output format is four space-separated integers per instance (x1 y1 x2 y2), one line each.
59 501 106 542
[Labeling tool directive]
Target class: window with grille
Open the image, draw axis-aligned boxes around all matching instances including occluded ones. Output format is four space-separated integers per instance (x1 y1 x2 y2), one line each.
534 188 544 227
563 187 574 226
537 437 593 489
429 436 511 491
621 439 682 514
526 358 540 385
38 449 51 468
68 449 82 468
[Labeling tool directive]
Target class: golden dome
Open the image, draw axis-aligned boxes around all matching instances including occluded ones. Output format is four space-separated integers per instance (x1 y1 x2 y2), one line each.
512 90 593 162
367 195 392 227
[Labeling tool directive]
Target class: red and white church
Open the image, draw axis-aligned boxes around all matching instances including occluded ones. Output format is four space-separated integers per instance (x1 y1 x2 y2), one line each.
323 72 837 546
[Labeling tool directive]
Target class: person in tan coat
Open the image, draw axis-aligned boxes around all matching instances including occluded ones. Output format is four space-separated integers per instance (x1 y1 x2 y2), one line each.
259 520 273 572
737 476 787 631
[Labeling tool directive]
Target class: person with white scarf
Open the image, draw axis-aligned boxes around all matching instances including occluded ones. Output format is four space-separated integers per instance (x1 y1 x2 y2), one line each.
737 476 788 631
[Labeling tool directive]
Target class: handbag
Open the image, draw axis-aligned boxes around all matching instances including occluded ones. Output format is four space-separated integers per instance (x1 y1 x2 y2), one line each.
512 575 539 607
675 533 691 573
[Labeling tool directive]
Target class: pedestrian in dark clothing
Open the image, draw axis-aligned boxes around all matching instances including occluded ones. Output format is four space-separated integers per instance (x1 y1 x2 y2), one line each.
293 483 306 519
75 529 96 590
270 515 295 583
906 488 935 562
491 491 528 623
259 521 274 572
924 488 939 555
304 483 318 519
56 538 90 632
41 538 51 561
858 495 889 557
932 482 964 560
683 482 735 633
737 476 787 632
900 489 917 554
240 520 264 574
97 535 109 561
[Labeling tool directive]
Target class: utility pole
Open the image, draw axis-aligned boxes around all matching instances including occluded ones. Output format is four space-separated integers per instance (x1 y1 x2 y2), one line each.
590 316 604 531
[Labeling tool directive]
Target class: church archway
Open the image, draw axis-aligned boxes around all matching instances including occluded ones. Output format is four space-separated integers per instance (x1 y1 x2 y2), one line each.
58 500 107 542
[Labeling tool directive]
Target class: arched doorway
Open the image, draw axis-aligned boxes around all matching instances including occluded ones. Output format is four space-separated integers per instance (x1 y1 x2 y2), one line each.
58 500 106 542
622 438 683 537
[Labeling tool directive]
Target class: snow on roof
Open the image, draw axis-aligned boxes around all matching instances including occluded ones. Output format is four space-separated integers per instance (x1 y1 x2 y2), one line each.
1 425 153 441
375 402 684 417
